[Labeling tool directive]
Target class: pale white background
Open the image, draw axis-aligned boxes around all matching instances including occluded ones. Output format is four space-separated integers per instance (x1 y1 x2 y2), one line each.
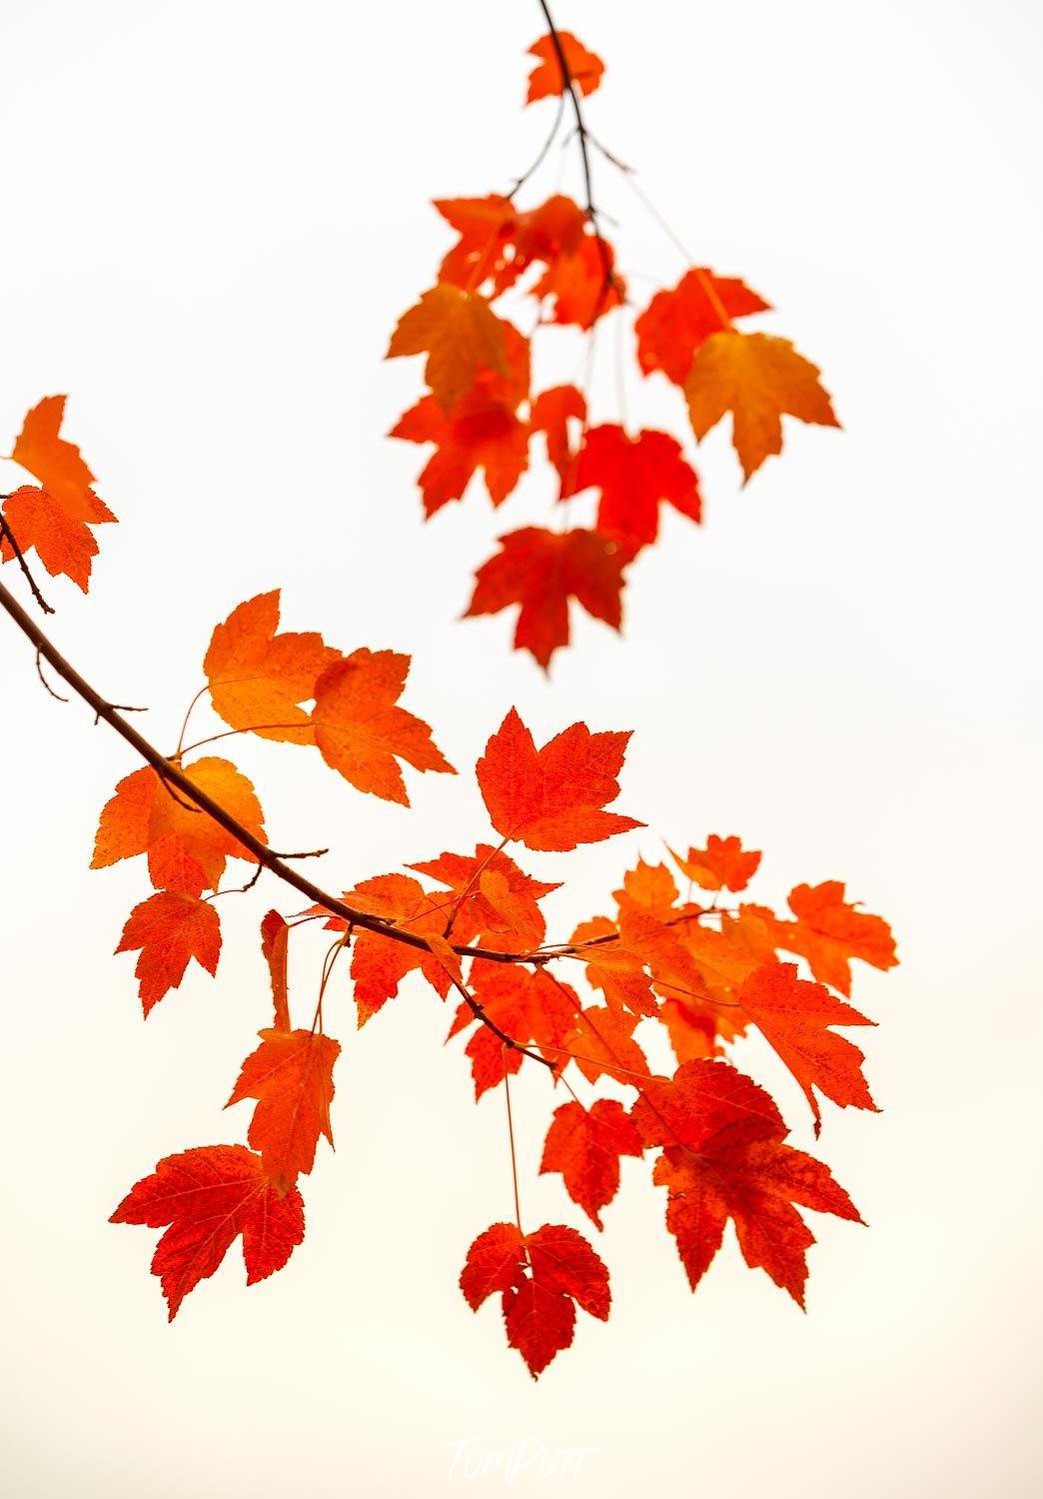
1 1 1041 1495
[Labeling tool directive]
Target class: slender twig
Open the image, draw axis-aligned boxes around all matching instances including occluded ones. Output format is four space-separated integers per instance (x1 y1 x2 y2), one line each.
0 511 54 615
535 0 619 309
504 1063 525 1236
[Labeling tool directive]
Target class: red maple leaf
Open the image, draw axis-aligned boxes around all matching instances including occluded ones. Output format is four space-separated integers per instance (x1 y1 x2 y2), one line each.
476 708 641 851
540 1100 644 1229
110 1145 305 1320
460 1221 610 1377
116 890 221 1015
635 269 770 384
571 425 701 549
466 527 628 668
632 1060 861 1303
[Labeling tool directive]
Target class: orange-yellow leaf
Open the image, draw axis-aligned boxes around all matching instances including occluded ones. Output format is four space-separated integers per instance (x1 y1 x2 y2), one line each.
92 758 265 894
685 331 839 481
204 591 340 744
311 650 454 805
668 834 762 893
387 283 508 412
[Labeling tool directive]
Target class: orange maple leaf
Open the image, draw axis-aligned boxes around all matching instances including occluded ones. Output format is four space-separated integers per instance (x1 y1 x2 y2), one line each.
391 395 530 515
466 527 627 669
92 758 265 895
204 592 340 744
739 962 876 1132
632 1060 861 1303
311 650 454 805
226 1028 341 1192
635 269 770 384
540 1099 644 1230
1 396 116 590
386 283 509 412
668 834 762 893
110 1145 304 1320
565 1004 651 1086
526 32 605 104
115 890 221 1015
260 911 291 1031
410 844 559 953
461 1221 609 1377
476 707 641 851
570 425 701 549
685 331 839 481
769 880 898 996
329 872 467 1024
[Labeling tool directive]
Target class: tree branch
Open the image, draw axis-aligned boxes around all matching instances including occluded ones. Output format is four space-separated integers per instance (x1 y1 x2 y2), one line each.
0 575 556 975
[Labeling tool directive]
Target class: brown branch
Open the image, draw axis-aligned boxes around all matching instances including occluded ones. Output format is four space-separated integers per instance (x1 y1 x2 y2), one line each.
535 0 620 309
0 575 559 974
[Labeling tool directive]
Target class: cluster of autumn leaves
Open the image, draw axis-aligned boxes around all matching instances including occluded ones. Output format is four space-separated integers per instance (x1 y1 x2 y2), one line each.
0 26 896 1382
387 29 839 666
81 568 892 1375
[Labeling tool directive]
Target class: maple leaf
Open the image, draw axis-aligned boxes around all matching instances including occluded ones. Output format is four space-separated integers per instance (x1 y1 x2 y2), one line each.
541 1100 644 1229
569 916 659 1018
226 1028 341 1192
390 395 529 515
0 484 114 592
768 881 898 996
386 283 508 412
476 707 641 851
632 1060 861 1303
460 1221 610 1377
448 961 578 1097
436 194 586 299
327 872 471 1025
260 911 291 1030
533 233 625 329
564 1004 651 1086
739 962 876 1132
110 1144 305 1319
311 650 454 805
9 395 109 515
92 758 265 895
530 384 587 491
526 32 605 104
668 834 762 893
571 426 701 550
410 844 559 953
204 592 339 744
466 527 627 669
685 331 839 481
635 269 771 384
115 890 221 1015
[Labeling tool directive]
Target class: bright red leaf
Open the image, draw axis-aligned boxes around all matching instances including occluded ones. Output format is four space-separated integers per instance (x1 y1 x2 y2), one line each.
110 1145 305 1320
467 527 627 669
541 1099 644 1229
461 1221 610 1377
476 707 641 851
115 890 221 1015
